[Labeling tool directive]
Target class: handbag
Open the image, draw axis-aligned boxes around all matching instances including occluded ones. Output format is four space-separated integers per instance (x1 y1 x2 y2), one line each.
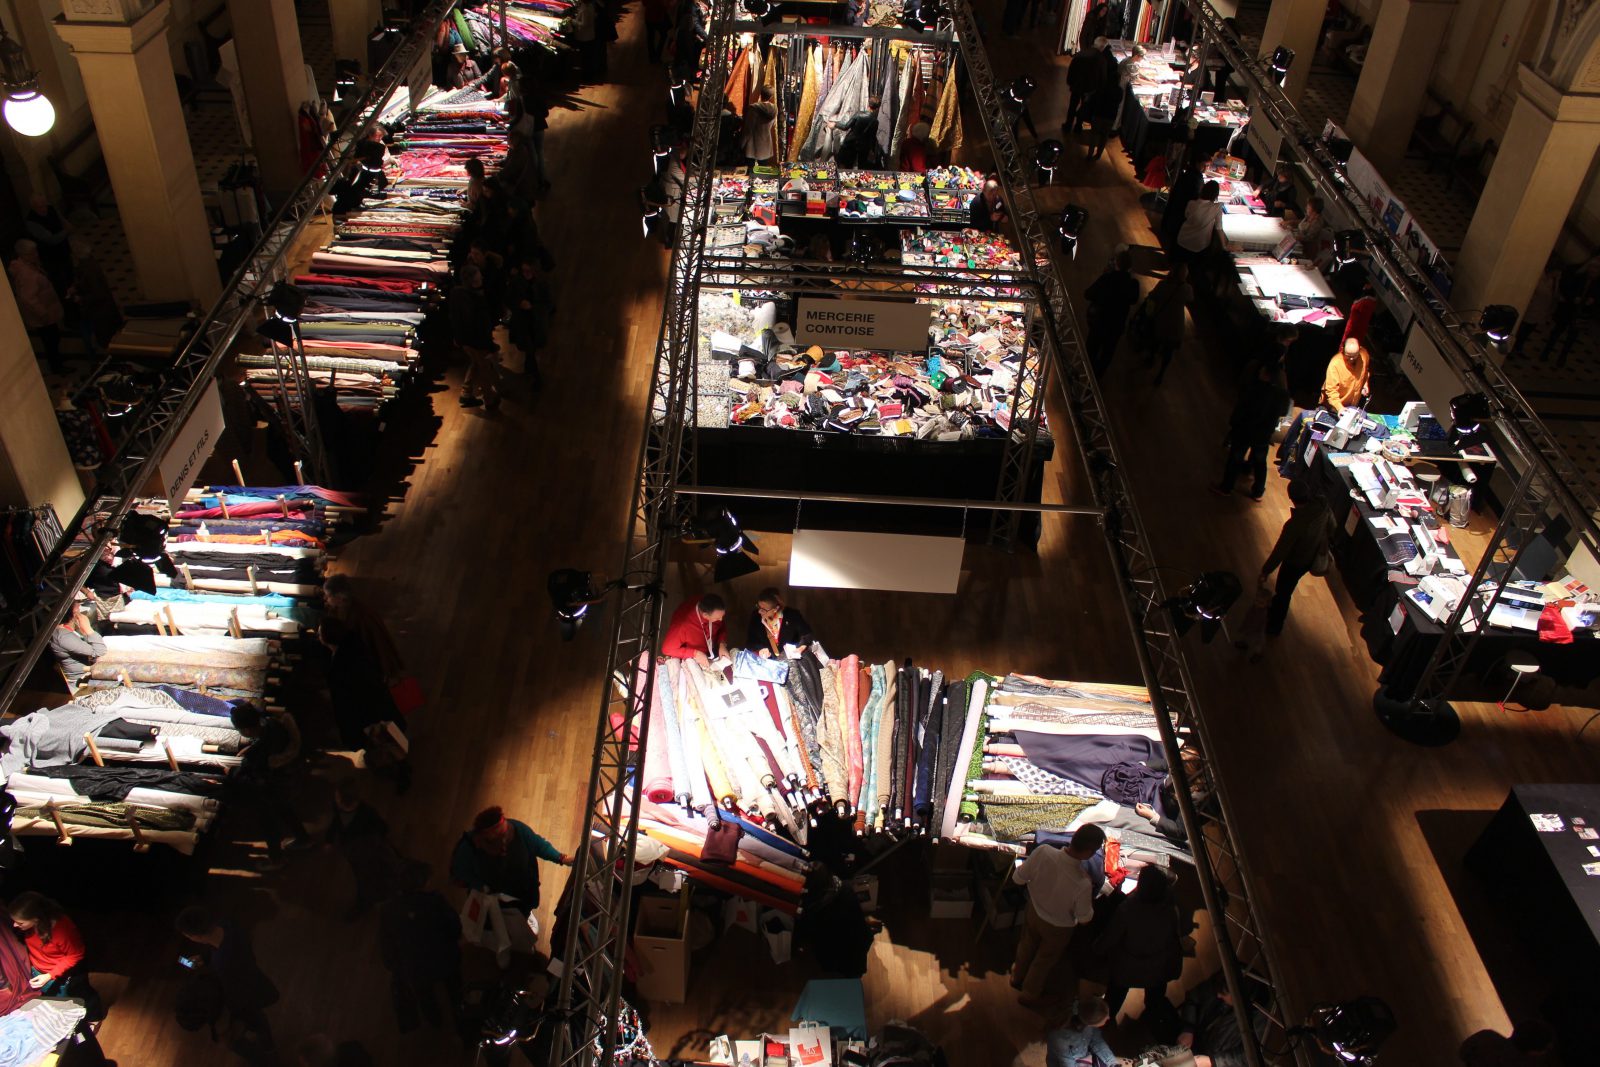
1310 544 1332 577
389 675 424 716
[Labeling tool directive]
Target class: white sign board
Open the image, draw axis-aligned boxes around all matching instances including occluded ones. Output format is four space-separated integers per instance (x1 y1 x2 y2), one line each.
159 383 225 511
790 528 964 594
794 298 932 352
1398 324 1464 428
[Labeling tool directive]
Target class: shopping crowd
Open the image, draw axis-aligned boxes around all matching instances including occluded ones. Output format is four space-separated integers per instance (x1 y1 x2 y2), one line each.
6 195 125 375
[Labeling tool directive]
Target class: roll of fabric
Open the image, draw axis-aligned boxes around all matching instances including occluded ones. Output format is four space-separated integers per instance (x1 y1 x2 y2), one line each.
913 669 943 827
942 676 989 839
816 663 848 801
640 820 806 892
841 654 863 808
641 667 673 804
655 660 689 805
874 663 897 829
673 665 712 811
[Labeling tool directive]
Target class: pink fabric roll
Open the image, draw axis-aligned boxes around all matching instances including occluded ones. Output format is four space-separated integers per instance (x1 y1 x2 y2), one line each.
841 654 863 807
641 663 673 803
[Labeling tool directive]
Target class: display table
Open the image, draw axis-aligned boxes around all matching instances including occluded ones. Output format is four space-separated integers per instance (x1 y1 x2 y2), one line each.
1467 785 1600 996
1303 437 1600 696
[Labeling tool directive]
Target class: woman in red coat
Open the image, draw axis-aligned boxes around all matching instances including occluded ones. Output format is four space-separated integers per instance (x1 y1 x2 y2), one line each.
8 892 100 1016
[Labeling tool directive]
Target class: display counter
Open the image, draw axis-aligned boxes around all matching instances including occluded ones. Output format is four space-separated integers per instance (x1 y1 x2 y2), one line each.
1113 42 1247 171
1296 414 1600 696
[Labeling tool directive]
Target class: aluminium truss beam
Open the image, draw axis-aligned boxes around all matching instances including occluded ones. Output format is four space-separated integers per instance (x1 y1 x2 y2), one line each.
951 3 1293 1062
0 1 456 716
1180 0 1597 708
547 5 738 1065
698 255 1037 299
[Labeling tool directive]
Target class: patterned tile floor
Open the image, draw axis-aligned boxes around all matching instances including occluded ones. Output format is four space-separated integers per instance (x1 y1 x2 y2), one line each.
72 2 335 308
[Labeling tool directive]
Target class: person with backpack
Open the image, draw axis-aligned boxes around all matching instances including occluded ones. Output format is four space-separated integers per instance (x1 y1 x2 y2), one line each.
1259 478 1335 639
1138 263 1193 386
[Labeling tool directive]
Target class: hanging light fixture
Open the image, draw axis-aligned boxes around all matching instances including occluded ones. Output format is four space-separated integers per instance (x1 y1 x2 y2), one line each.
1 27 55 138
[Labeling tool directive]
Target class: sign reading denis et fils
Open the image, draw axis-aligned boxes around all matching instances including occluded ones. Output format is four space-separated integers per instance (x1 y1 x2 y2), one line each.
794 298 933 352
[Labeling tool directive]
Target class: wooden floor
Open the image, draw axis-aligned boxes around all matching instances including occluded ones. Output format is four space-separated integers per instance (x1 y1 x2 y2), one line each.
34 7 1599 1066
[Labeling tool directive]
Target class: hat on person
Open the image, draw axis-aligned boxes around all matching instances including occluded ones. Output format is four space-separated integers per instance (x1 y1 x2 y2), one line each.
452 42 468 55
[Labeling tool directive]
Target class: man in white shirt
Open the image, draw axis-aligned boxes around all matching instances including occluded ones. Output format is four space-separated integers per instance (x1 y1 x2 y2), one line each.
1010 824 1105 1004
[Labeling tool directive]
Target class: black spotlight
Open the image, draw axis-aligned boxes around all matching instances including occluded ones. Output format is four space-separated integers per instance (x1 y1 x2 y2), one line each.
1304 998 1396 1066
547 568 602 640
1035 138 1064 183
1448 391 1492 450
1004 76 1036 109
697 509 760 582
1480 304 1518 345
1166 571 1242 642
1332 229 1366 267
1270 46 1294 85
1057 203 1088 259
258 281 306 345
902 0 928 31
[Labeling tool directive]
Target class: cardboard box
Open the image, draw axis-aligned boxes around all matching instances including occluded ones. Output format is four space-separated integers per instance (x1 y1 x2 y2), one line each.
633 896 689 1003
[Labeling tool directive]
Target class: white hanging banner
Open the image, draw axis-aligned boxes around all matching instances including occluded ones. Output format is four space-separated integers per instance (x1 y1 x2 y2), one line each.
159 383 226 511
790 528 964 594
794 298 932 352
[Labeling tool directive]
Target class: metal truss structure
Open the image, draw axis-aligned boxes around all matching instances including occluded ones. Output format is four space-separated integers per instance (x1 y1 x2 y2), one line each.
697 254 1037 300
951 2 1294 1062
1177 0 1600 717
0 1 455 715
546 3 738 1064
261 334 330 485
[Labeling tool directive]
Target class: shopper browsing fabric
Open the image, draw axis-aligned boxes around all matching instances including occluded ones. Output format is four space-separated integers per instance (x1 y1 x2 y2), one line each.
378 865 462 1033
1139 263 1193 386
229 701 311 865
1063 44 1104 134
1084 248 1141 375
175 906 281 1057
7 893 100 1015
449 263 502 411
1319 337 1370 413
747 588 815 659
323 574 404 684
661 593 730 665
1175 181 1222 265
449 806 572 916
835 97 884 168
1259 478 1335 639
969 180 1009 232
507 256 555 388
325 780 402 919
1011 824 1105 1005
445 43 480 90
1293 197 1328 254
1093 868 1185 1025
1085 42 1123 162
319 618 412 793
1045 997 1124 1067
49 603 106 688
1215 362 1290 500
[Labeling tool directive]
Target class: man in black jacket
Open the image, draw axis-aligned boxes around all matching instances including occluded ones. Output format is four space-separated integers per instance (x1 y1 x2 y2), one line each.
448 264 502 410
1085 248 1141 375
1215 362 1290 499
378 869 462 1033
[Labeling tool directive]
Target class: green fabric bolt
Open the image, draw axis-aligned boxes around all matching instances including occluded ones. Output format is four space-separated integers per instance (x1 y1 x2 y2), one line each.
23 802 196 831
979 793 1101 843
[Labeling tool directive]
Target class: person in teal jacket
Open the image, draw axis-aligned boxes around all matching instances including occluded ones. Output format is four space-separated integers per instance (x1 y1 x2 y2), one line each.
450 806 572 915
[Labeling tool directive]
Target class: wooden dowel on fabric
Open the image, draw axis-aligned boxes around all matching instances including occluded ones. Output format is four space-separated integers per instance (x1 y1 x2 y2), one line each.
83 733 105 767
45 801 72 846
232 459 245 485
247 566 259 595
164 740 180 771
164 606 179 635
294 461 304 483
153 614 168 637
278 495 289 518
119 671 131 689
181 563 194 588
125 809 150 852
218 492 231 520
229 609 243 640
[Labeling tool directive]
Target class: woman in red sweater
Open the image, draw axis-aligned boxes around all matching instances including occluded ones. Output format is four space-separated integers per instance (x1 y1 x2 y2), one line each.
8 892 95 1006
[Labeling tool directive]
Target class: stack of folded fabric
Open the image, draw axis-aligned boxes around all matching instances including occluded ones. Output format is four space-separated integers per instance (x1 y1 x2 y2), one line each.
241 84 512 427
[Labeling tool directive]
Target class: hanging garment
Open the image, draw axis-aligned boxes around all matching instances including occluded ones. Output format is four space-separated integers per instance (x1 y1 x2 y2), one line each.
875 49 898 160
889 51 918 163
790 47 822 159
727 47 752 117
929 61 961 150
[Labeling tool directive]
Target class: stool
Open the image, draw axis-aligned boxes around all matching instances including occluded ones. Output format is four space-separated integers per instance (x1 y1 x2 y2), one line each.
1498 650 1541 712
1410 461 1443 503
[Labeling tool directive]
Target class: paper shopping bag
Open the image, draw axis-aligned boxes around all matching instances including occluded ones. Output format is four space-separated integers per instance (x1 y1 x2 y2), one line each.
389 675 425 715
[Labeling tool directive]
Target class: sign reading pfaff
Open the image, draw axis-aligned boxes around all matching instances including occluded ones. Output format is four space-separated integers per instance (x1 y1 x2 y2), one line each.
159 383 226 512
794 298 932 352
